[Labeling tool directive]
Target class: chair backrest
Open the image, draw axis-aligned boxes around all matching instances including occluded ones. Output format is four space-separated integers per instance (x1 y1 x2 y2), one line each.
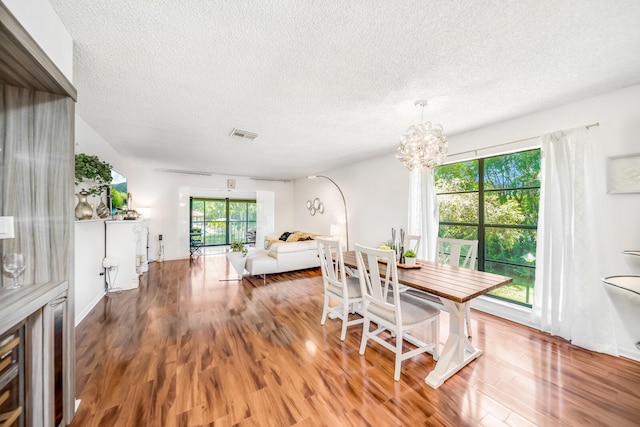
317 237 349 293
355 244 401 322
436 238 478 270
403 235 421 254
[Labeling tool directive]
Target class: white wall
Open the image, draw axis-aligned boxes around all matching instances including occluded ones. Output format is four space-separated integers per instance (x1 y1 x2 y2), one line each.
2 0 73 81
74 116 134 323
74 116 296 262
295 156 411 251
127 173 292 261
74 220 105 325
296 84 640 360
75 116 134 208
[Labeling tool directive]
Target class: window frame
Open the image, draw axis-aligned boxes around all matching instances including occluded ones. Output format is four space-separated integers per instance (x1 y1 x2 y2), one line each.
189 197 257 247
436 148 540 307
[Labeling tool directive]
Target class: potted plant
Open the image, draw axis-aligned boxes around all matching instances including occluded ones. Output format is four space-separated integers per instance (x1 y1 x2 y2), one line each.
403 249 417 266
227 241 248 279
75 153 112 195
230 241 248 256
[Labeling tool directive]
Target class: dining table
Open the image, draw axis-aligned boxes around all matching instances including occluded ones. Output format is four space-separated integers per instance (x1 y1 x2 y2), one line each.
341 251 512 389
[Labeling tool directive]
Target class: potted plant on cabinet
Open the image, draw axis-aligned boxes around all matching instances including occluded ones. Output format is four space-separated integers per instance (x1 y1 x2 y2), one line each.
75 153 112 194
403 249 417 266
74 153 112 220
226 241 248 280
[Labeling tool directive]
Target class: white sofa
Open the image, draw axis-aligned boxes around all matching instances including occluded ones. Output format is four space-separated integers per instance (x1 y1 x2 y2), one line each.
246 232 322 276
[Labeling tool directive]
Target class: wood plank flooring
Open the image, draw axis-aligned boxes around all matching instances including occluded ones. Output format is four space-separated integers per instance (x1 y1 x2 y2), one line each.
69 255 640 426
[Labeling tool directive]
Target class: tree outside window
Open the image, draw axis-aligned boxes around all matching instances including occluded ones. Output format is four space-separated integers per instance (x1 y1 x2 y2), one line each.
435 149 540 306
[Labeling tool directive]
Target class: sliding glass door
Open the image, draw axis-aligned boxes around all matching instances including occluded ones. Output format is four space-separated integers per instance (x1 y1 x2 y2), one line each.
190 198 256 246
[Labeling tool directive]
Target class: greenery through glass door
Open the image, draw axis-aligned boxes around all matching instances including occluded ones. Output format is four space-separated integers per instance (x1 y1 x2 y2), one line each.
190 198 257 247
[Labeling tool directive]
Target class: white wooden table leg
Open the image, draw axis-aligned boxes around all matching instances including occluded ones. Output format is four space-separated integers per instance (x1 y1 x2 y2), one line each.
425 299 482 388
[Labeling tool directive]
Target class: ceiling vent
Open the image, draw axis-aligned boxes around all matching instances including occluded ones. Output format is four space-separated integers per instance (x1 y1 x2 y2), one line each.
229 128 258 141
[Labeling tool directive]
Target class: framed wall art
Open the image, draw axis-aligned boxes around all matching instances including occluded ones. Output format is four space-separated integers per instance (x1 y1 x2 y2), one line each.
607 153 640 194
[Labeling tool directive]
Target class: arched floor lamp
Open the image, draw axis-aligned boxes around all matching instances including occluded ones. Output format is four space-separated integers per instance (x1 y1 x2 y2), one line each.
307 175 349 251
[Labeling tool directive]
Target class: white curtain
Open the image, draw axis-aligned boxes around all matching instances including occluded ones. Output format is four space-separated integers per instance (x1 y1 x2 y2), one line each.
531 127 618 354
407 169 438 261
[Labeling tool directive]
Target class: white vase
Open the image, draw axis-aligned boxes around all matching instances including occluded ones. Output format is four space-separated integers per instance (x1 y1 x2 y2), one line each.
226 252 247 277
404 257 417 266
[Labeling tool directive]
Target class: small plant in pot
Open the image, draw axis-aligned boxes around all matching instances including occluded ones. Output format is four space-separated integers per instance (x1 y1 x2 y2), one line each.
75 153 112 195
230 241 248 256
403 249 417 266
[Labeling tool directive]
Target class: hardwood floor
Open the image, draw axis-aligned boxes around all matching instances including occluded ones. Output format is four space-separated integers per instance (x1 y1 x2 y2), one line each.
70 255 640 426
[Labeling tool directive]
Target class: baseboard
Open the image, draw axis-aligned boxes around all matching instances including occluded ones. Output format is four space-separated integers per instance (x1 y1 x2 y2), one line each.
470 295 538 329
470 297 640 363
619 347 640 362
75 291 105 327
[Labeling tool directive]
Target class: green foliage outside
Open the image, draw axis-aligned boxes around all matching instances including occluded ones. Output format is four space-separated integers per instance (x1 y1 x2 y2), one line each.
111 187 127 211
191 198 257 246
435 149 541 306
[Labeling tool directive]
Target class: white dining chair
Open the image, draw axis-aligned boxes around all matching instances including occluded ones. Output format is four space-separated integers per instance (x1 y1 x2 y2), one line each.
405 237 478 337
355 244 440 381
436 237 478 270
403 234 421 255
437 238 478 336
317 237 364 341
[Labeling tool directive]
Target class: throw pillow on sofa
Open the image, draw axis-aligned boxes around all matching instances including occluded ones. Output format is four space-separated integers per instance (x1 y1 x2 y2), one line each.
286 233 300 242
279 231 292 241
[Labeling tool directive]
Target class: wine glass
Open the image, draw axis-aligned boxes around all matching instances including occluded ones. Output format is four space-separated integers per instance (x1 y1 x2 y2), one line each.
3 253 27 289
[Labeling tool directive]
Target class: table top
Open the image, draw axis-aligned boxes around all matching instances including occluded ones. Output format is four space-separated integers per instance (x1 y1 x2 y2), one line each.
342 251 512 304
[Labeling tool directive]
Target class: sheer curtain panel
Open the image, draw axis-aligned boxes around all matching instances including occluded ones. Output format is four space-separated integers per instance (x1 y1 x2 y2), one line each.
407 169 438 261
532 127 618 354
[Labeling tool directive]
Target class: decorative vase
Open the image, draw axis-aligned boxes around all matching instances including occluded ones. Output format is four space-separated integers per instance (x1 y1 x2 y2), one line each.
96 199 110 218
226 252 247 279
405 257 417 266
74 193 94 220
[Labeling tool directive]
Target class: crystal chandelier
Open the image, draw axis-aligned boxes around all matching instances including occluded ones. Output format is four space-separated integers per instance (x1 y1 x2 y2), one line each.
396 100 448 171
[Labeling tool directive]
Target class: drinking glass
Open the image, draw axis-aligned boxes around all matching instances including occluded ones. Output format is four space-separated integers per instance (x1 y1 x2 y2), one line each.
3 253 27 289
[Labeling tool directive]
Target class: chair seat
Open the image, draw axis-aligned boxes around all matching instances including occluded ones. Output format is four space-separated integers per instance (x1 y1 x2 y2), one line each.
367 293 439 326
327 276 361 298
355 243 440 381
317 237 364 341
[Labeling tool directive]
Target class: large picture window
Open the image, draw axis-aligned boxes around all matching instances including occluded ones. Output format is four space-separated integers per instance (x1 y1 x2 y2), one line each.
435 149 540 306
190 198 257 246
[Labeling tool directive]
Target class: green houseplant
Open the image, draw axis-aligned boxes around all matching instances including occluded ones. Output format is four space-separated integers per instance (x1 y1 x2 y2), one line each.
403 249 417 258
230 241 248 256
403 249 417 266
75 153 112 195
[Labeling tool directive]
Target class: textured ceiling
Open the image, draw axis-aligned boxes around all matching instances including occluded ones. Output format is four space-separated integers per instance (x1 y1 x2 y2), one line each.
50 0 640 180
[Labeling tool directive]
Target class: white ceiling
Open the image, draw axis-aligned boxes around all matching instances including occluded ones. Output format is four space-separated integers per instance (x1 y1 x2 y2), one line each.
50 0 640 180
